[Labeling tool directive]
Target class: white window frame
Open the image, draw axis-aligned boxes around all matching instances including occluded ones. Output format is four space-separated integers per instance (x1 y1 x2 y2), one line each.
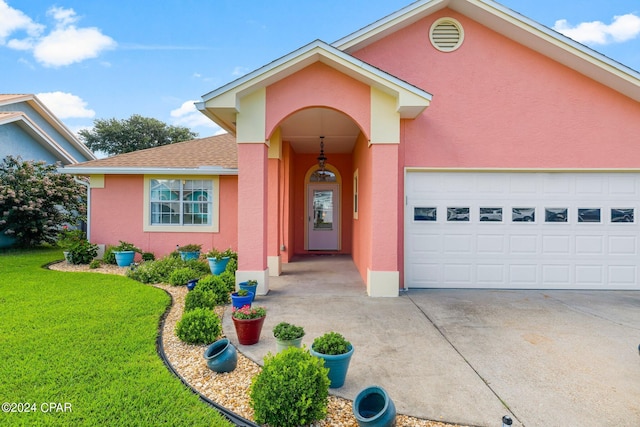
143 175 220 232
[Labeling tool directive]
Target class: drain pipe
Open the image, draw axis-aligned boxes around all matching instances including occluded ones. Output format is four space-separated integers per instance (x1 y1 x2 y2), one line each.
74 177 90 241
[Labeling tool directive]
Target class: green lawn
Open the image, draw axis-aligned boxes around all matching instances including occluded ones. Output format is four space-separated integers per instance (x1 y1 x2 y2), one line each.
0 248 232 426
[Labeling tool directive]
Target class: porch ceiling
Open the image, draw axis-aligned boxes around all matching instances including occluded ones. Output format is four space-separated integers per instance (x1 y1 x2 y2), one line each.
279 107 360 154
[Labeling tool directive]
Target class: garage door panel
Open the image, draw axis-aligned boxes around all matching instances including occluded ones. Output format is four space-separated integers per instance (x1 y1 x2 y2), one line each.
608 236 637 255
542 235 571 254
405 172 640 290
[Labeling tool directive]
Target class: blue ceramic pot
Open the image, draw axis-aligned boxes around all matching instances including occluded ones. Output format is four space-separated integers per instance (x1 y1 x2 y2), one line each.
203 338 237 373
186 278 199 291
353 385 396 427
114 251 135 267
310 344 354 388
207 257 230 275
238 281 258 301
231 291 254 309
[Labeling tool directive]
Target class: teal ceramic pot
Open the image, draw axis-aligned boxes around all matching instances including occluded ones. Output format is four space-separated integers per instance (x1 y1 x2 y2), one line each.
238 281 258 301
310 344 354 388
114 251 135 267
231 292 254 309
207 257 230 275
353 385 396 427
179 251 200 261
203 338 237 373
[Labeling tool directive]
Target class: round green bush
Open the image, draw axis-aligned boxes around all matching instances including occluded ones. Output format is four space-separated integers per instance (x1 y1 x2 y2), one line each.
250 347 330 427
195 275 230 305
168 267 199 286
102 245 117 265
175 308 221 345
218 270 236 293
184 288 216 312
67 240 99 265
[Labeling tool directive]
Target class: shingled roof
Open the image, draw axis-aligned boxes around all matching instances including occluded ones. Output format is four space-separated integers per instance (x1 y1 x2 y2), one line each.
69 133 237 170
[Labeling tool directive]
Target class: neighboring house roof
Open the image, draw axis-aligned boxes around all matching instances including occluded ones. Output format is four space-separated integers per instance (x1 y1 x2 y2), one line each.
333 0 640 102
0 94 96 163
197 39 433 135
62 133 238 175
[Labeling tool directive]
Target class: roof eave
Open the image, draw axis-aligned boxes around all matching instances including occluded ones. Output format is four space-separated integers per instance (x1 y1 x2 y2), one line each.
199 39 432 126
58 166 239 176
334 0 640 103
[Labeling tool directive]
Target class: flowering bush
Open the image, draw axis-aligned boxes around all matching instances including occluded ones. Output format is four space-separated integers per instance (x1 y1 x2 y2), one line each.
232 305 266 320
0 156 86 247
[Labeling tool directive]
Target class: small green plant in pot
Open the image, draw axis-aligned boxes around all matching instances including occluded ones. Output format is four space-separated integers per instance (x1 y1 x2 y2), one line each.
231 288 254 309
250 347 330 427
205 248 237 275
273 322 305 353
231 305 266 345
310 332 354 388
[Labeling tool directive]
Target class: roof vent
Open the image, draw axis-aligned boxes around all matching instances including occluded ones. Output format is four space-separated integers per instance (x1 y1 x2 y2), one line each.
430 18 464 52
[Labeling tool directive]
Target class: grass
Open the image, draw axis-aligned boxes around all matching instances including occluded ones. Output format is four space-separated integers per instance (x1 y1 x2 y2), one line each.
0 248 232 426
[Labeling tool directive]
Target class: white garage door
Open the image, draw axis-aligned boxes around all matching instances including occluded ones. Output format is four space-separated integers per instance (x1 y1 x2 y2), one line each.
405 172 640 289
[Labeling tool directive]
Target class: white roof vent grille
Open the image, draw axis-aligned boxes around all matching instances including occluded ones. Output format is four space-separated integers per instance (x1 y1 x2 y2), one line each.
430 18 464 52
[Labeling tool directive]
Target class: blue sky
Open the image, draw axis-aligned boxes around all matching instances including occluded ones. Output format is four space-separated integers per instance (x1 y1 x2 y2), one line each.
2 0 639 139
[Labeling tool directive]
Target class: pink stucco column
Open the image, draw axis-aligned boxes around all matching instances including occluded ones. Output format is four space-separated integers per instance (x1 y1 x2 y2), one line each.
368 143 399 296
237 143 269 293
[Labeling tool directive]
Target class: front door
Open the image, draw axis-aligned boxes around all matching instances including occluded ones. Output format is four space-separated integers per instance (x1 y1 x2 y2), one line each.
308 183 339 250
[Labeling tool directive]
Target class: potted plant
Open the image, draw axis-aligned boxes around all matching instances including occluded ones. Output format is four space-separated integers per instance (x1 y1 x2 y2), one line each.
231 288 254 309
177 243 202 261
273 322 305 353
112 240 141 267
206 248 236 275
239 279 258 301
231 305 266 345
310 332 354 388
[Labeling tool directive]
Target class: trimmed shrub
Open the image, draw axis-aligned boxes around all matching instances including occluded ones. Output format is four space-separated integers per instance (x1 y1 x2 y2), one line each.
168 267 199 286
184 288 216 312
195 275 230 305
225 257 238 274
185 259 210 277
218 270 236 293
250 347 330 427
175 308 221 345
89 259 102 269
126 256 185 284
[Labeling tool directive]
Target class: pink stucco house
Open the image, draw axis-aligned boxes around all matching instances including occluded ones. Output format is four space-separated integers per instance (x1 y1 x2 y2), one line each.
64 0 640 295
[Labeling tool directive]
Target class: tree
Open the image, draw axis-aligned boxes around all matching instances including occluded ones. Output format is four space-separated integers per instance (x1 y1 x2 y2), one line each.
0 156 87 247
78 114 198 156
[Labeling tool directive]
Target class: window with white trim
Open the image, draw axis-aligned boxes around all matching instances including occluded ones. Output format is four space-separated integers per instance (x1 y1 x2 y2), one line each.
150 179 213 226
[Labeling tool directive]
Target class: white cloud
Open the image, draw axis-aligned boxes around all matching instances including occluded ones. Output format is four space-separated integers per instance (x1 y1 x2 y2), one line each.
0 2 115 67
170 100 221 131
0 0 43 43
554 13 640 45
36 92 95 119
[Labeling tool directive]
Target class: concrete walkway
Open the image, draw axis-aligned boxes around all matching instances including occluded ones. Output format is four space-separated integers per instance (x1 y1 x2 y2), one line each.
223 255 640 427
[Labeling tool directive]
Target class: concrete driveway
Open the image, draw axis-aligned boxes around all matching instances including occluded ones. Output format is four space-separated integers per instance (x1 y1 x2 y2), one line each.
226 256 640 427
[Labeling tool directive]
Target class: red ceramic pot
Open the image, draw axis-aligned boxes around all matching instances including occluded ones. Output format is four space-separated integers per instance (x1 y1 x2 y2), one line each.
232 316 265 345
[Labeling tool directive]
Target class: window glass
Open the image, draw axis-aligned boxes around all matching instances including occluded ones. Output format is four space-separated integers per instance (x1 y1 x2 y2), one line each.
150 179 213 226
414 207 436 221
447 207 469 222
479 208 502 222
578 208 601 223
611 208 634 223
545 208 568 223
512 207 535 222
